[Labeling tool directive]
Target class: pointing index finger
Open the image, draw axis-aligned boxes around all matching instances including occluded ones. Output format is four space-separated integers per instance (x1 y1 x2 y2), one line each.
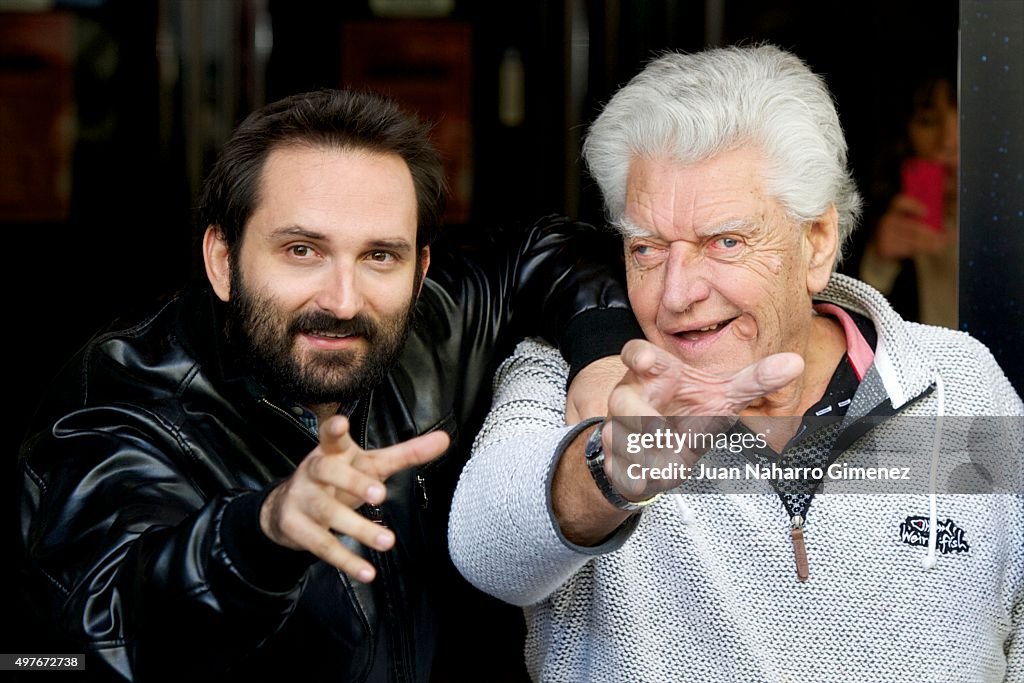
367 430 451 482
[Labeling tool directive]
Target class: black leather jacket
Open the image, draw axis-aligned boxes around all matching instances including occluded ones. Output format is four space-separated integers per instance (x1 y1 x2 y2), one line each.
17 215 639 682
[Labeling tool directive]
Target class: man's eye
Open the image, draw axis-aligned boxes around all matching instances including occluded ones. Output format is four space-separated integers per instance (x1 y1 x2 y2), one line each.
369 251 396 263
630 242 667 264
717 237 740 249
290 245 314 257
632 242 665 257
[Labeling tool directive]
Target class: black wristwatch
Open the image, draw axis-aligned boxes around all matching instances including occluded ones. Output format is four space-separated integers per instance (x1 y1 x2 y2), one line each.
583 420 661 512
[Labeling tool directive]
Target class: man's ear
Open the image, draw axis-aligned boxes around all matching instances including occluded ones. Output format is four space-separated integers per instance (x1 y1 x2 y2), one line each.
203 225 232 302
415 246 431 297
805 204 839 294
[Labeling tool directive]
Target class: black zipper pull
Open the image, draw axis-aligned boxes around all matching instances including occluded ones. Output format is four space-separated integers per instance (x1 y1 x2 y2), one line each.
790 515 810 582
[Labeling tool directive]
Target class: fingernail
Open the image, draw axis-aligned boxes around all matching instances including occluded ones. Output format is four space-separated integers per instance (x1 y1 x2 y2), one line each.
367 484 385 502
358 567 374 582
376 532 394 549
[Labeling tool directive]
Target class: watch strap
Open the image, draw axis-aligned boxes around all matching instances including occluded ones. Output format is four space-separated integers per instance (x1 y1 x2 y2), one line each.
584 421 660 512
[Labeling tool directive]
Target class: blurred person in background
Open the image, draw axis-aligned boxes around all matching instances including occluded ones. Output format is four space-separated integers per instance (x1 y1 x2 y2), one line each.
856 67 959 328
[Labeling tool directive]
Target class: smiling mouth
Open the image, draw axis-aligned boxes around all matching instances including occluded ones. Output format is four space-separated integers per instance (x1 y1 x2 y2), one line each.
308 331 357 339
300 330 364 349
673 317 737 342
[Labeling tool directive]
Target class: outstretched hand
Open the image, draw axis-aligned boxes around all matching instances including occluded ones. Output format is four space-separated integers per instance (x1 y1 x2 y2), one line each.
602 339 804 499
611 339 805 417
260 416 449 583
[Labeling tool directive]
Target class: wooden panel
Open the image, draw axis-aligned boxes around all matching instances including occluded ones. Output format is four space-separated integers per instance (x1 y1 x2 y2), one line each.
342 20 473 224
0 11 75 221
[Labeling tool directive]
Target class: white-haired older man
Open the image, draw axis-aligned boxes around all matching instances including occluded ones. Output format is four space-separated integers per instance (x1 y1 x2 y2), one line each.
450 44 1023 682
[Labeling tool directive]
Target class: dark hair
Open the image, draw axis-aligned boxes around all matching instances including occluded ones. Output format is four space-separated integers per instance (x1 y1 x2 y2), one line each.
866 67 957 204
197 89 448 253
909 75 956 112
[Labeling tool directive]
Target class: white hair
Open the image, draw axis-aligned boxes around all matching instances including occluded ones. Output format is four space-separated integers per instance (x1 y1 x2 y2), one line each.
582 44 863 262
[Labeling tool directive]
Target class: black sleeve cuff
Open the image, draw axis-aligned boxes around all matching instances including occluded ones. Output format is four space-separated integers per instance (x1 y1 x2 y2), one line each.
221 487 316 592
561 307 643 388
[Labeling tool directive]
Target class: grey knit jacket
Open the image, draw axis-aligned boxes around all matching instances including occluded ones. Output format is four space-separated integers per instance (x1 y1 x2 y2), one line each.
449 274 1024 683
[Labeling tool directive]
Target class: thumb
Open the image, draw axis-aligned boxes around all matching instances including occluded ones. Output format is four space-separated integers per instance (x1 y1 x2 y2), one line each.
621 338 676 378
725 352 804 408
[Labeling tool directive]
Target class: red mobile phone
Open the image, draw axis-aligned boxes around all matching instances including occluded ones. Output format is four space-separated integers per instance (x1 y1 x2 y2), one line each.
900 158 945 232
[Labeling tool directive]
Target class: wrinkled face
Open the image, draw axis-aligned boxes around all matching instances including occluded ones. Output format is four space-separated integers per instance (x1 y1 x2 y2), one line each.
208 144 426 406
623 147 836 379
908 79 959 171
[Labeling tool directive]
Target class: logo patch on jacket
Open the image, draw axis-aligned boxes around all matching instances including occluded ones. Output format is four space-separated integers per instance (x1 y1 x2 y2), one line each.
899 516 970 554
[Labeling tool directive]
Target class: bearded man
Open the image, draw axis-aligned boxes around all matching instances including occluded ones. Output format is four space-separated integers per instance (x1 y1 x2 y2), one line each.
17 89 638 682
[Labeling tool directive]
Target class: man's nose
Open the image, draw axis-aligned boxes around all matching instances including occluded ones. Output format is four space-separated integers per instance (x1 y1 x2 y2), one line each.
660 243 711 313
316 263 365 319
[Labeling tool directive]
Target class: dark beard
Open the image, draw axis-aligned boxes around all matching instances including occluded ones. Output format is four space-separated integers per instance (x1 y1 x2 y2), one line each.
225 269 414 407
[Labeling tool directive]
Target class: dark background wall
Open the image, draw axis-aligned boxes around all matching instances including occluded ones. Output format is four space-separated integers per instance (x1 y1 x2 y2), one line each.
959 0 1024 390
3 0 965 461
7 0 1018 665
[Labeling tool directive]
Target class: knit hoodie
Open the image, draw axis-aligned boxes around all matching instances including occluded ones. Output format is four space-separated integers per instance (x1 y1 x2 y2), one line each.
449 274 1024 683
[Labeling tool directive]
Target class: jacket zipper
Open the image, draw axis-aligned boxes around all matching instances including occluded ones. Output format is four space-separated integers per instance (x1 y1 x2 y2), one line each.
355 394 414 683
777 399 907 584
789 515 810 582
369 513 412 683
258 397 319 443
261 393 414 680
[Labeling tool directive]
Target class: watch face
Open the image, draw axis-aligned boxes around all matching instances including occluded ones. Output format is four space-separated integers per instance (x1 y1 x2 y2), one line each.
585 422 605 460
